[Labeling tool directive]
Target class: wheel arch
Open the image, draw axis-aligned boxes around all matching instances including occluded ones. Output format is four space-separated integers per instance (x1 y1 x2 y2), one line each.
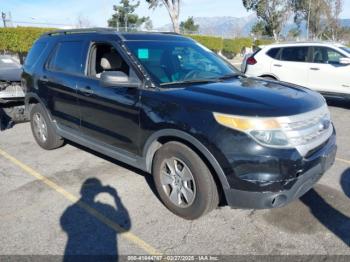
259 74 279 80
25 93 50 116
143 129 231 203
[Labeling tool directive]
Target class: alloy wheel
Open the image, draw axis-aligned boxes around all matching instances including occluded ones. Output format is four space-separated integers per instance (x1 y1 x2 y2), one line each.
160 157 196 208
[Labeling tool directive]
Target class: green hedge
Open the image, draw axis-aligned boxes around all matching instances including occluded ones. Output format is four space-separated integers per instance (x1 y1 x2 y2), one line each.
187 35 256 58
0 27 53 54
222 38 253 58
253 39 275 47
186 34 223 53
0 28 275 60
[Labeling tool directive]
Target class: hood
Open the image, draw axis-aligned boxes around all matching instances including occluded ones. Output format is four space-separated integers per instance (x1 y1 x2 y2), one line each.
0 67 22 82
162 77 325 117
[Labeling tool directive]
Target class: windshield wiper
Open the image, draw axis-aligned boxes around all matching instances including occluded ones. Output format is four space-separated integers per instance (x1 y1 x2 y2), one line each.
160 78 218 86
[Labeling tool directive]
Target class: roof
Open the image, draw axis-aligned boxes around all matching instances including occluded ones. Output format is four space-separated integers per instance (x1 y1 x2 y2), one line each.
43 28 190 42
264 41 347 48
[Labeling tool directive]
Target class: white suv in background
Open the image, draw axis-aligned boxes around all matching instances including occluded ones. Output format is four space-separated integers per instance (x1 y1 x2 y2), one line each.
242 42 350 99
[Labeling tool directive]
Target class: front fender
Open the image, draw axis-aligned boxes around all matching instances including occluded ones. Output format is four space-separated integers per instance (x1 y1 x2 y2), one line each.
143 129 230 190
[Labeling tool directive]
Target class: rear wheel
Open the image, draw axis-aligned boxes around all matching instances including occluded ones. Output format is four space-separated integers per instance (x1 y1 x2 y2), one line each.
152 142 219 219
30 103 64 150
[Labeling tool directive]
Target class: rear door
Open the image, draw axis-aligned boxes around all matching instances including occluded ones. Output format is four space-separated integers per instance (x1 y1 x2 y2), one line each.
44 40 86 131
308 46 350 94
271 46 311 87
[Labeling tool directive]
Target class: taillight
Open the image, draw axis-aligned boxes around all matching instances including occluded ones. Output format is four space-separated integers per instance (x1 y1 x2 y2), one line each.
247 56 257 65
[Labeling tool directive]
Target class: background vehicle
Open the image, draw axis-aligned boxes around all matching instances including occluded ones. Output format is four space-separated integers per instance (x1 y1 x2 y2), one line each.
242 42 350 100
0 55 28 130
23 29 336 219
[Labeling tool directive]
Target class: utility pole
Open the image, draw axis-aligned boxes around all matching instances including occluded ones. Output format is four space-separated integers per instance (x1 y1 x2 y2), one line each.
306 0 312 40
124 7 129 32
116 11 119 31
1 12 7 27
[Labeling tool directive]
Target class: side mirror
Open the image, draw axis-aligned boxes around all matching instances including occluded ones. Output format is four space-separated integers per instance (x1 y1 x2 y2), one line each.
339 57 350 65
100 71 139 87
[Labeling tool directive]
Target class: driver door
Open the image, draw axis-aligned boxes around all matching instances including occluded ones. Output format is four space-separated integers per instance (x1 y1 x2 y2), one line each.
77 41 142 155
308 46 350 94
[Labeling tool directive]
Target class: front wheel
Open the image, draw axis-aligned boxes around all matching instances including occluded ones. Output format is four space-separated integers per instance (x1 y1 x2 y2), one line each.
30 103 64 150
152 142 219 219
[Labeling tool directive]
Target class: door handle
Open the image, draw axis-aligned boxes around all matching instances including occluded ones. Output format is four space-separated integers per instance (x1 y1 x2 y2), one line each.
310 67 320 71
79 86 94 96
273 64 282 67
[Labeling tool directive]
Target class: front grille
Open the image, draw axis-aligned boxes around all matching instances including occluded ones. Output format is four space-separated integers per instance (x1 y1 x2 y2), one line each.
277 104 333 157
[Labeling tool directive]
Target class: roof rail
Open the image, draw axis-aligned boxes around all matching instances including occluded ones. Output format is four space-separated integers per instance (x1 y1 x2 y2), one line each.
45 27 118 36
156 31 180 35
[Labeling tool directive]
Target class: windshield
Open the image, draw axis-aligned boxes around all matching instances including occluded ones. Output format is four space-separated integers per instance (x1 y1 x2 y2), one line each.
125 40 238 86
340 47 350 55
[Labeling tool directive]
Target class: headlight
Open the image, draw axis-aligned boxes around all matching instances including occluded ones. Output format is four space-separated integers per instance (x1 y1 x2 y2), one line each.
213 113 291 148
250 130 289 146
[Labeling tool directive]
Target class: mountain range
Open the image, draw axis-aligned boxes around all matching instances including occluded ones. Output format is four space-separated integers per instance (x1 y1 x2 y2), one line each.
158 15 350 38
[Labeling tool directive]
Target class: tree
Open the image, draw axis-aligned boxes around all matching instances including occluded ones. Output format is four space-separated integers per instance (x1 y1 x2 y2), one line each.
144 18 154 31
242 0 290 40
108 0 148 31
145 0 181 33
324 0 343 40
76 14 92 28
180 17 199 34
287 27 301 39
251 21 267 37
291 0 340 40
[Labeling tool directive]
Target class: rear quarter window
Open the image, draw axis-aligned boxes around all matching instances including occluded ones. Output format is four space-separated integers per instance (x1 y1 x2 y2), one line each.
266 48 280 59
24 41 48 68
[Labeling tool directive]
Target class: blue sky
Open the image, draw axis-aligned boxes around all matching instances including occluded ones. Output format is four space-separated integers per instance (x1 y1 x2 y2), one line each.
1 0 350 28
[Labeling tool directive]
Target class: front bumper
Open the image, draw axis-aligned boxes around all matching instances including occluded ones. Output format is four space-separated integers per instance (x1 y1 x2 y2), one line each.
223 132 337 209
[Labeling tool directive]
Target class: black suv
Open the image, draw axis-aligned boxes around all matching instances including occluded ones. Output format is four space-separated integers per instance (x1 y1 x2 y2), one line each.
23 29 337 219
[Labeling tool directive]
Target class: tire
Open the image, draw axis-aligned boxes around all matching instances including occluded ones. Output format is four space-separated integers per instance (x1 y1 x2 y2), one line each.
30 103 64 150
152 142 219 219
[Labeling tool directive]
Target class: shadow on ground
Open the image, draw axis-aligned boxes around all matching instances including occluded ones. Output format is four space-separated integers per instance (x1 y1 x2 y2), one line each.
340 168 350 199
0 107 14 131
262 168 350 247
60 178 131 262
325 97 350 109
66 141 160 201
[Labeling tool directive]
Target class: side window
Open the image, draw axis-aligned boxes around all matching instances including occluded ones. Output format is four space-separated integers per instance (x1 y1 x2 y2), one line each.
326 48 344 64
24 41 48 68
47 41 84 74
266 48 280 59
312 47 345 64
281 47 309 62
87 42 139 84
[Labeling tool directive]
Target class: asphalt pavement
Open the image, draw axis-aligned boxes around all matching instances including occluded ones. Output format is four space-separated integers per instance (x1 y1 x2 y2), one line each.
0 100 349 260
